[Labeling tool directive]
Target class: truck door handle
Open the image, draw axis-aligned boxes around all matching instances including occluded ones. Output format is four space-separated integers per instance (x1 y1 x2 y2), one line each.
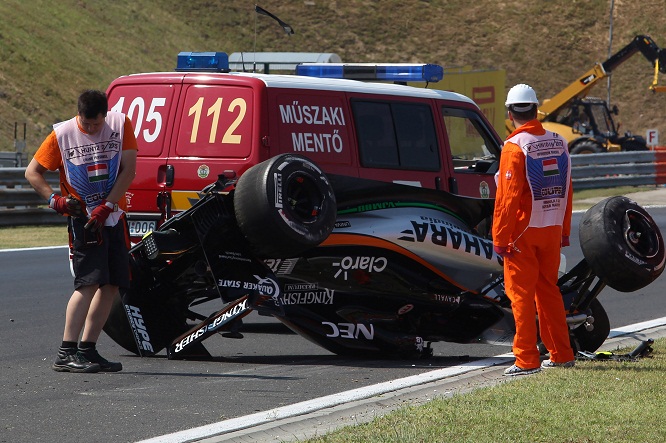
165 164 175 187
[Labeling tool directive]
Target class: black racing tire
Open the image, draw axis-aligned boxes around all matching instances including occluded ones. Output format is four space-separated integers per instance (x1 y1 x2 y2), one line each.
579 196 665 292
234 154 337 258
570 140 604 155
570 299 610 353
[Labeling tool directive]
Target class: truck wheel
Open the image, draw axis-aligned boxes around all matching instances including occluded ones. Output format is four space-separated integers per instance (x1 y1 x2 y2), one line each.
570 141 604 155
579 196 665 292
570 299 610 353
234 154 337 258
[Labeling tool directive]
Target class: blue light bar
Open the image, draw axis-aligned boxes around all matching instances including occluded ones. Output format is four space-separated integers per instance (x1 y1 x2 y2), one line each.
176 52 229 72
295 63 444 82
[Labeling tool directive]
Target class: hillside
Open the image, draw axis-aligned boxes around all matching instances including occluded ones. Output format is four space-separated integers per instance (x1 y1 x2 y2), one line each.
1 0 665 156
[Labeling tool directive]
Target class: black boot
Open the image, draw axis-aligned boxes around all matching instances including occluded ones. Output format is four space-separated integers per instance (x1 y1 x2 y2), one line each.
52 348 101 373
78 347 123 372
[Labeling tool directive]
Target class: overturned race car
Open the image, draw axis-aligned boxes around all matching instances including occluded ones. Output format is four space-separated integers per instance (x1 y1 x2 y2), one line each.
104 154 665 360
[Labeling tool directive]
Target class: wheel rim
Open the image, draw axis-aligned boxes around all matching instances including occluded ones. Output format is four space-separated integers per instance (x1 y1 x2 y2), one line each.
623 209 660 258
285 172 324 224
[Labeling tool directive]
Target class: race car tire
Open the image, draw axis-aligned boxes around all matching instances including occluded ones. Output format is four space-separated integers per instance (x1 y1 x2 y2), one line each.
579 196 665 292
570 299 610 353
234 154 337 258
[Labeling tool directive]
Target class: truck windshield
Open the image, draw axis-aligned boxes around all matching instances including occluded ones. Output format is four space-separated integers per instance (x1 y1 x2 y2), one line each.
441 107 498 170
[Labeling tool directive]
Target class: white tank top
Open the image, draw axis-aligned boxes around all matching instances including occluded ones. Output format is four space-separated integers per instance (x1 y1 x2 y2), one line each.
505 130 571 228
54 112 126 226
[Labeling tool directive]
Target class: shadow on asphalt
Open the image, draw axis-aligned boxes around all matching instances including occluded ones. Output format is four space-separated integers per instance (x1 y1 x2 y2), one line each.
116 351 488 370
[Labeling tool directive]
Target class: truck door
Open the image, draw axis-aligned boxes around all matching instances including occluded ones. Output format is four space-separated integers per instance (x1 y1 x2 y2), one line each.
107 79 181 237
438 105 501 199
168 79 257 212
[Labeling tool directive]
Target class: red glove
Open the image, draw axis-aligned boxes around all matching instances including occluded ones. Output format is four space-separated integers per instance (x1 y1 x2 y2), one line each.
49 194 83 217
84 200 114 232
561 236 570 247
494 245 513 258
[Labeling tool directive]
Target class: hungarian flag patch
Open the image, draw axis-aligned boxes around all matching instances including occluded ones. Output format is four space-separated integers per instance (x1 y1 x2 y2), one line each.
87 163 109 183
542 158 559 177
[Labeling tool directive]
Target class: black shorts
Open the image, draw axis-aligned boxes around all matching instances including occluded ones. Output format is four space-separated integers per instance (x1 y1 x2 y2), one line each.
69 215 130 289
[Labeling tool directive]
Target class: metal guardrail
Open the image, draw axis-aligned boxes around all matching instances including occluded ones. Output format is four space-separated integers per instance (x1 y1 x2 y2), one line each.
0 152 28 168
0 168 64 226
2 150 666 226
570 150 666 190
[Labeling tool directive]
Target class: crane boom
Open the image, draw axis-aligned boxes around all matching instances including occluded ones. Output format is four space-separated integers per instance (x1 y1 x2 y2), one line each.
539 35 666 119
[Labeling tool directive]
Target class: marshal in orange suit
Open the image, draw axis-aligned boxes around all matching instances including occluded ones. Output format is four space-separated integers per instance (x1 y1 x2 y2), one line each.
493 84 576 376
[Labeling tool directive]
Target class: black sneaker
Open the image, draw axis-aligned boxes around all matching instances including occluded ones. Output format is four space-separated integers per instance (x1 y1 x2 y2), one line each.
79 348 123 372
52 349 101 373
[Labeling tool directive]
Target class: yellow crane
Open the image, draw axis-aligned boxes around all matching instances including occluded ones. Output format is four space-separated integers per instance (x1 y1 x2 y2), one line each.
506 35 666 153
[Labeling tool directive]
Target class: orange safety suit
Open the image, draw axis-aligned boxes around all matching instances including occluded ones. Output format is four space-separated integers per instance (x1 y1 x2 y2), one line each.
492 119 575 369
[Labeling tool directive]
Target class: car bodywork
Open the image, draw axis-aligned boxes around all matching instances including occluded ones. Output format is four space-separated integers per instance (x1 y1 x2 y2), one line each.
104 155 665 360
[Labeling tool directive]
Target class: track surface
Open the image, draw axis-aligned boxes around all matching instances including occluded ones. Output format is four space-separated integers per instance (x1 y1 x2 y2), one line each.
1 208 665 442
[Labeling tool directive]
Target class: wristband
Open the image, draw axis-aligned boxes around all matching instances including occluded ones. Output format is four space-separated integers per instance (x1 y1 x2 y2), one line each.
48 192 56 204
104 201 119 211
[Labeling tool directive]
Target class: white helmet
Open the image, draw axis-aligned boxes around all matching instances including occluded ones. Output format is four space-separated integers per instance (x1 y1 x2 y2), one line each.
505 84 539 110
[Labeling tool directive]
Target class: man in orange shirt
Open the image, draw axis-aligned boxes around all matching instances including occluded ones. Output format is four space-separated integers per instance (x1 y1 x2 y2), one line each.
25 90 137 373
493 84 575 376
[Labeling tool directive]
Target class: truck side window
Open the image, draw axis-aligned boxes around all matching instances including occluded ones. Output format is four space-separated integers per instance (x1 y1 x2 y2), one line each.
442 107 497 172
353 102 398 168
352 100 439 171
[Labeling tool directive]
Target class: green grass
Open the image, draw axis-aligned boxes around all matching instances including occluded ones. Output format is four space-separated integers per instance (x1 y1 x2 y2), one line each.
1 1 665 157
0 225 67 249
303 341 666 443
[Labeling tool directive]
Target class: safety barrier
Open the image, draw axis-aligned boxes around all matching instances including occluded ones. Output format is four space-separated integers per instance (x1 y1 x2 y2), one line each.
570 149 666 190
2 150 666 226
0 168 63 226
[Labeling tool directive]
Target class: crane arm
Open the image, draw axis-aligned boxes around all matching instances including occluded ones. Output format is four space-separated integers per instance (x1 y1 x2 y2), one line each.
603 35 665 73
539 35 666 119
651 59 666 93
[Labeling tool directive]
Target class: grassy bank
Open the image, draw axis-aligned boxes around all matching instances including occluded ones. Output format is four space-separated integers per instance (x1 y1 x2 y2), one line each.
1 2 665 159
0 225 67 249
304 341 665 443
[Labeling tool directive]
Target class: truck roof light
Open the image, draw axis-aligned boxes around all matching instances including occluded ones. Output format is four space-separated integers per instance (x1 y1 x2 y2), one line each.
295 63 444 83
176 52 230 72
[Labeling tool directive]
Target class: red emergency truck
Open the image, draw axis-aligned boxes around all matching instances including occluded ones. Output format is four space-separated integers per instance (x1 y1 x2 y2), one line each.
106 52 502 241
